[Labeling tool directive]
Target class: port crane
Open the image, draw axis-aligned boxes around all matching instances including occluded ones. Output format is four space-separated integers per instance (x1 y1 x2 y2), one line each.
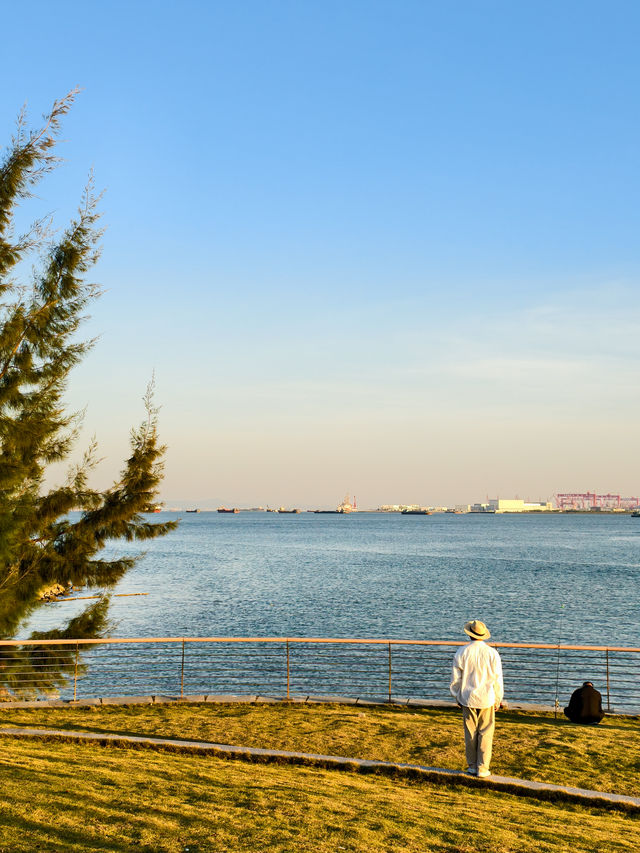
555 492 640 510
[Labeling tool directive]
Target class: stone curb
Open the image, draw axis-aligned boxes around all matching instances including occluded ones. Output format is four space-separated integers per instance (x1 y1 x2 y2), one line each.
1 726 638 813
0 692 558 713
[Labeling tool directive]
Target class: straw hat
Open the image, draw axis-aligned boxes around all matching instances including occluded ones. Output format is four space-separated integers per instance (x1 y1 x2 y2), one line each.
464 620 490 640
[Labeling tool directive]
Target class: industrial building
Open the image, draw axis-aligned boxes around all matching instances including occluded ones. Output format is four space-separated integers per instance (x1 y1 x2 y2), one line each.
489 499 552 513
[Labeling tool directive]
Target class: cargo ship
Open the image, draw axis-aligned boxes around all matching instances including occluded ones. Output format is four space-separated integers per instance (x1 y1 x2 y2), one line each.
217 507 239 513
337 494 357 513
311 494 358 513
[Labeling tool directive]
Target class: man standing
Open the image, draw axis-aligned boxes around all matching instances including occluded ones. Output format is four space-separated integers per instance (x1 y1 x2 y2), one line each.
450 619 504 778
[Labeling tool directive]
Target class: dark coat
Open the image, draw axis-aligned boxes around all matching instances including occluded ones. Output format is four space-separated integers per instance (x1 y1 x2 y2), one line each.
564 682 604 724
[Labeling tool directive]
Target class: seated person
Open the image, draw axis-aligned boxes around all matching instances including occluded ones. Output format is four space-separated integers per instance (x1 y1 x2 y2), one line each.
564 681 605 724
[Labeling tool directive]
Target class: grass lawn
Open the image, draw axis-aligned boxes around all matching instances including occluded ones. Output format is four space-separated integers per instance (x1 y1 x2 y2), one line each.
0 736 638 852
1 701 639 796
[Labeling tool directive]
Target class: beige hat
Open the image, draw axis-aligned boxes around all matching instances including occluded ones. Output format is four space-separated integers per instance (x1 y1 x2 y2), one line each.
464 620 490 640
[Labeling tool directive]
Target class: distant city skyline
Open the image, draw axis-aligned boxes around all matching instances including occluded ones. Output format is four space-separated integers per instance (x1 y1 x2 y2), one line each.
4 1 639 506
163 489 639 512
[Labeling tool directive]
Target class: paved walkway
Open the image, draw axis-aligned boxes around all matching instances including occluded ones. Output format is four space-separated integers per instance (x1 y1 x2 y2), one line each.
1 726 638 812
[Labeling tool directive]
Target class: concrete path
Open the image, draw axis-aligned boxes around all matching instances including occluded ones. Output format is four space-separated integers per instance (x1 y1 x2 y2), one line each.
1 726 638 812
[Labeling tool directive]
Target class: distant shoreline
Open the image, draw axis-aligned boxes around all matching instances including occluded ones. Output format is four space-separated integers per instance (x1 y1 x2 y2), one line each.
155 508 638 516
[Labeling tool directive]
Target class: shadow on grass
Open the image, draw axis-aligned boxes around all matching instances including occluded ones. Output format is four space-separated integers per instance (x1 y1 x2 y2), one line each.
0 810 134 852
499 712 635 733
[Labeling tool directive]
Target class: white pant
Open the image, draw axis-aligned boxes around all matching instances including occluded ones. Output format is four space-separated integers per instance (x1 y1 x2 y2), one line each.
462 705 495 772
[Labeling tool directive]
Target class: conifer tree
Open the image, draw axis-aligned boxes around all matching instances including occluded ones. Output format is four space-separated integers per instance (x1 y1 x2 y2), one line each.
0 92 177 693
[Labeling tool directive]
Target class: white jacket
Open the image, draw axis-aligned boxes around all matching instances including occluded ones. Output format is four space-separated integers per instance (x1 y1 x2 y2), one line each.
450 641 504 709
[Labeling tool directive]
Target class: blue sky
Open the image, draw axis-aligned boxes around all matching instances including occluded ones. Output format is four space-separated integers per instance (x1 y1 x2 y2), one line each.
2 1 639 506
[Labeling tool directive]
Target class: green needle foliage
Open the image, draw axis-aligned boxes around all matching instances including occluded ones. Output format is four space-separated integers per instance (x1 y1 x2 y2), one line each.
0 91 177 693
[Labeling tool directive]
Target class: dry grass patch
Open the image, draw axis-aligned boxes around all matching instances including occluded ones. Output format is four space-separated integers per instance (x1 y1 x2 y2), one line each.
1 702 639 796
0 738 638 852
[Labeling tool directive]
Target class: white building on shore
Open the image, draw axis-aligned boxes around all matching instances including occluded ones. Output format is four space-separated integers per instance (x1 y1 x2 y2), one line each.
489 498 552 513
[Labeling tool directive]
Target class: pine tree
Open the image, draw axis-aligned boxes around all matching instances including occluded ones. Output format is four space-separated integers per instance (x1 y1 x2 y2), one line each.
0 91 177 693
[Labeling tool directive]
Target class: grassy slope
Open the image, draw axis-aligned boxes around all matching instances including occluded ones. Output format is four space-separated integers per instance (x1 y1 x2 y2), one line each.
0 737 638 853
1 702 638 796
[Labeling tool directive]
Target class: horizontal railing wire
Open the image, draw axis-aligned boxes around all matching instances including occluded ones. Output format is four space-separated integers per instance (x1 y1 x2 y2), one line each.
0 637 639 712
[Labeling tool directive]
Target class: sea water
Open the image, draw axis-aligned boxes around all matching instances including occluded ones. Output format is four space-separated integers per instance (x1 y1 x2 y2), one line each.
27 511 640 646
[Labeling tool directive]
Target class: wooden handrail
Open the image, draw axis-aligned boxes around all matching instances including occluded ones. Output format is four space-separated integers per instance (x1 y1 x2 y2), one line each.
1 636 639 653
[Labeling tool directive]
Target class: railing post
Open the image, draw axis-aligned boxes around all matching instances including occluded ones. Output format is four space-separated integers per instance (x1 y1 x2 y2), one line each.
286 640 290 701
180 639 185 698
73 642 79 702
388 642 392 703
554 642 561 719
606 649 611 712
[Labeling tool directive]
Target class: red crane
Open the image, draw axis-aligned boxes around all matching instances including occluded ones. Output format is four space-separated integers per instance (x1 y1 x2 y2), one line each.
555 492 640 510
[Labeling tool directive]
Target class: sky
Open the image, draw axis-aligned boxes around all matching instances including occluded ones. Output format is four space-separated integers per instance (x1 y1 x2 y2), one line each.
2 0 639 508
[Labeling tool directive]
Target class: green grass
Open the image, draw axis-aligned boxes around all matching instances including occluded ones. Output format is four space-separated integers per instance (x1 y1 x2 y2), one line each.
0 736 638 852
2 701 639 796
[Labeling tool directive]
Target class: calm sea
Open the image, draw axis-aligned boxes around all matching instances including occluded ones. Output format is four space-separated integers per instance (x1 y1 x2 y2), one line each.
26 511 640 647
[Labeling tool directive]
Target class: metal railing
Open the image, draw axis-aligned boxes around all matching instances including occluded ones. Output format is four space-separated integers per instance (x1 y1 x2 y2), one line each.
0 636 639 713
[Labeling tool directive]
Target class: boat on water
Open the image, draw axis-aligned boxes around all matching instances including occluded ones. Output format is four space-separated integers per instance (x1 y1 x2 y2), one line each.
632 510 640 517
337 494 357 513
217 507 239 513
278 507 301 513
185 509 200 513
310 494 357 514
401 509 432 515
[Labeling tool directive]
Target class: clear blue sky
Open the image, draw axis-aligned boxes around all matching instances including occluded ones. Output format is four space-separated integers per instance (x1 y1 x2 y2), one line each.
2 1 639 507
